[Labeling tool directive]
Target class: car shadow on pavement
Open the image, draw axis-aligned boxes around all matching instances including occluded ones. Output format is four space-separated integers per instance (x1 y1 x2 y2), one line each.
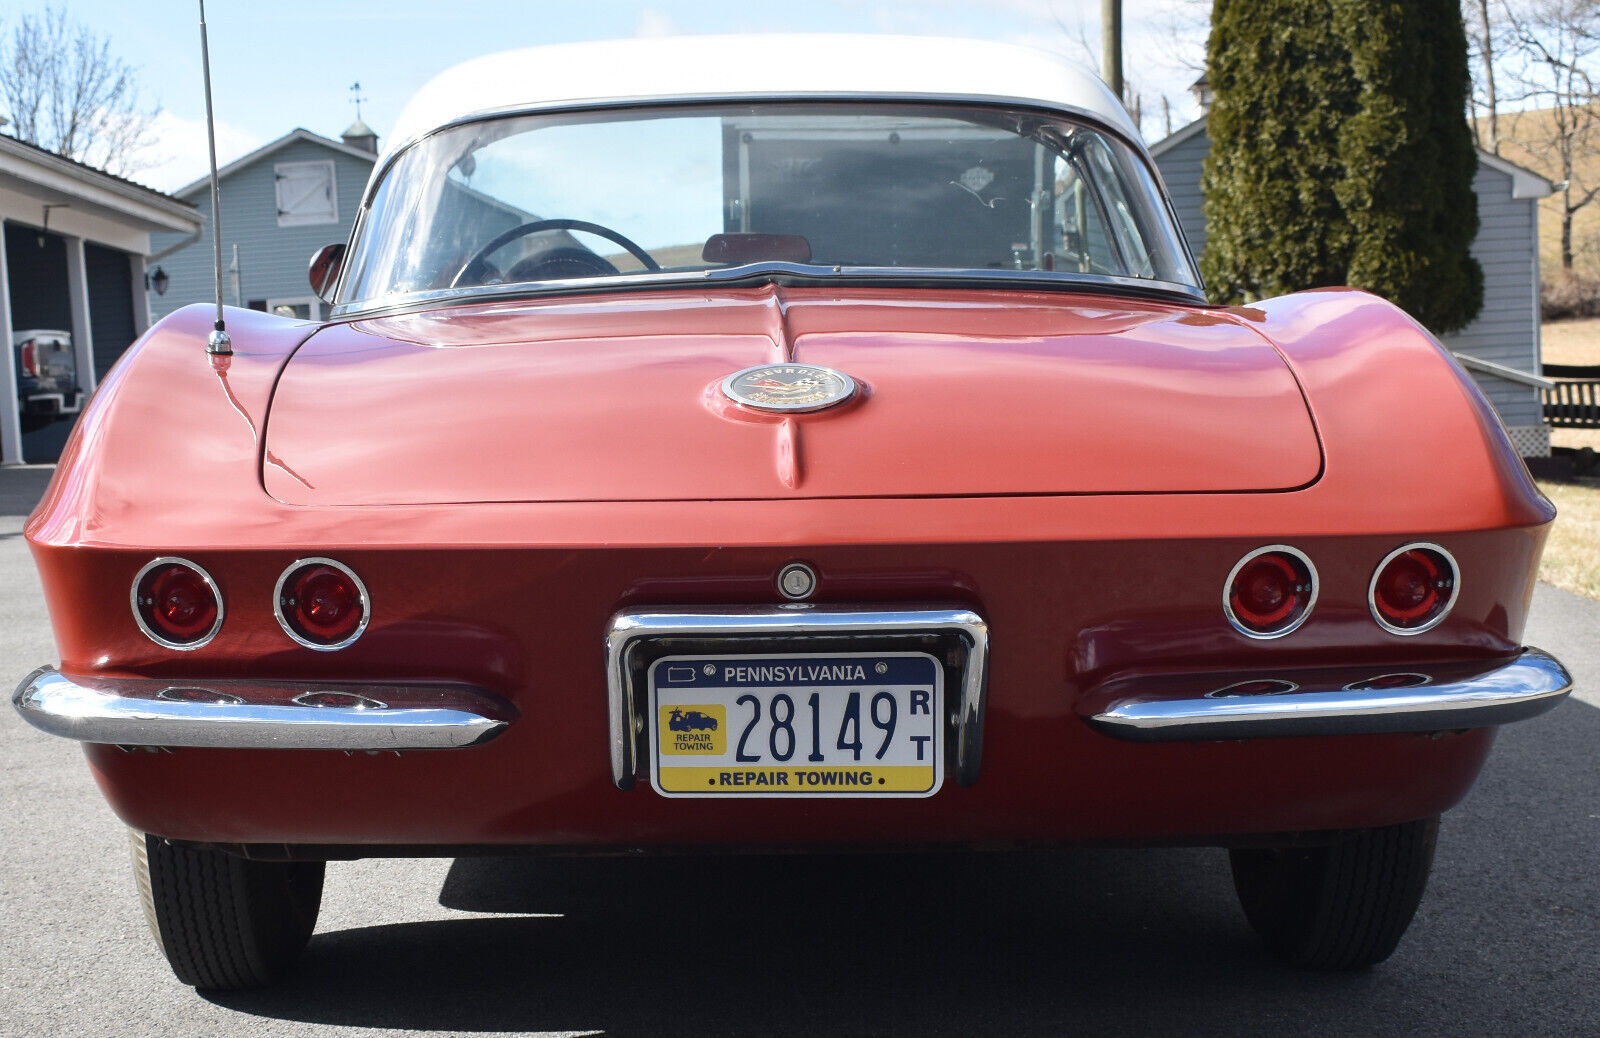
202 698 1600 1036
207 844 1386 1035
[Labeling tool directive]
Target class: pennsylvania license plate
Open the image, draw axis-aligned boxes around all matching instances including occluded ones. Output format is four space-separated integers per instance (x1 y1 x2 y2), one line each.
647 652 944 798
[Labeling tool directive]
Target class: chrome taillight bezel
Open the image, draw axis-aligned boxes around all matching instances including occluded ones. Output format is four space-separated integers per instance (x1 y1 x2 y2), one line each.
1368 542 1459 636
273 556 370 651
130 557 224 651
1222 544 1319 640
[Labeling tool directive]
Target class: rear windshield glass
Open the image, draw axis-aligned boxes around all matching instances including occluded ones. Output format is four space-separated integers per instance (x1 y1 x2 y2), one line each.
338 102 1200 309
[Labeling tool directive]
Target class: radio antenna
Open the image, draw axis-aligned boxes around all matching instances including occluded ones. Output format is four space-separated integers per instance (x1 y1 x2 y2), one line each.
198 0 231 355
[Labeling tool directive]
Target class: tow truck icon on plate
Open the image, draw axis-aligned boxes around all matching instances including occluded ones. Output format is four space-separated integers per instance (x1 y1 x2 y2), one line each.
667 709 719 733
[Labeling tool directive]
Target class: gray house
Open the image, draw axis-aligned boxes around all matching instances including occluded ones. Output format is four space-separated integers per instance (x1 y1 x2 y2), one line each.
149 124 377 323
0 134 202 463
1151 116 1555 457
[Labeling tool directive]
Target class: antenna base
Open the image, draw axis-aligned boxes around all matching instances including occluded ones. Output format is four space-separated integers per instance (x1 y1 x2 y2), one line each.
207 329 233 355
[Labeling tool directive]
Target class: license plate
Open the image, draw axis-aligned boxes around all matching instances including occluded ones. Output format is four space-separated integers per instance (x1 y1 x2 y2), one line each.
647 652 944 798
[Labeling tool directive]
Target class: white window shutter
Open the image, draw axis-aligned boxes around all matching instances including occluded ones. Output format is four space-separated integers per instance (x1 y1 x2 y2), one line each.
275 160 338 226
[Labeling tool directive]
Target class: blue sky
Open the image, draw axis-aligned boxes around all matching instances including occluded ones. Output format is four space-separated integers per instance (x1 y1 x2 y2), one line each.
21 0 1208 191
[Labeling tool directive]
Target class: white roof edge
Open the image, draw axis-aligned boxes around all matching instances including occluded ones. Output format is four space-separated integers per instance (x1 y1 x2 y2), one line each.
1148 115 1209 158
0 136 201 234
385 35 1135 159
1475 149 1554 200
173 127 376 198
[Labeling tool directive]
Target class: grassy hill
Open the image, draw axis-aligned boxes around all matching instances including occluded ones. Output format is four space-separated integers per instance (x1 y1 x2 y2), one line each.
1481 105 1600 287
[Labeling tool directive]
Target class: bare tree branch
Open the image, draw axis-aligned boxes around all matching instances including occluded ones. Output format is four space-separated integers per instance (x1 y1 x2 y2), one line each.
1465 0 1505 152
1499 0 1600 271
0 6 160 177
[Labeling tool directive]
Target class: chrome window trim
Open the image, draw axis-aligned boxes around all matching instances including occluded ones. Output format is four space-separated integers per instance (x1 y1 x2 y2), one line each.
1222 544 1319 640
273 557 372 651
605 605 989 790
130 557 224 651
328 263 1207 322
335 96 1201 317
375 93 1158 194
11 667 511 750
1088 646 1571 741
1368 542 1460 636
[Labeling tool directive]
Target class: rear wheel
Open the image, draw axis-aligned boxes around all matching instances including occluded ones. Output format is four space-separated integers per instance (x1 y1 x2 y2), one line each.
131 830 324 989
1229 816 1438 970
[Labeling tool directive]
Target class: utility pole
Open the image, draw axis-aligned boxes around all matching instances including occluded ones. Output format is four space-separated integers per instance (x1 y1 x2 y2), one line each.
1103 0 1124 100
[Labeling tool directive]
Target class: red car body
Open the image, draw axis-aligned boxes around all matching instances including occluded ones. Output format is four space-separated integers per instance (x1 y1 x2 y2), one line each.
30 286 1553 846
11 34 1572 985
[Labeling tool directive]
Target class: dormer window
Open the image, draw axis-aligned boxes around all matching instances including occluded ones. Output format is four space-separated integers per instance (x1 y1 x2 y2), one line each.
275 160 337 227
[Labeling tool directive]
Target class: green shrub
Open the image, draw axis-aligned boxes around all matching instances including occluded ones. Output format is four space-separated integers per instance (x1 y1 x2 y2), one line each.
1201 0 1483 334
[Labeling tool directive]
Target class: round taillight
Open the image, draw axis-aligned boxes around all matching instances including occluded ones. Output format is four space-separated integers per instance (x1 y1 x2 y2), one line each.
1370 543 1457 635
274 558 368 650
1224 545 1318 638
132 558 222 649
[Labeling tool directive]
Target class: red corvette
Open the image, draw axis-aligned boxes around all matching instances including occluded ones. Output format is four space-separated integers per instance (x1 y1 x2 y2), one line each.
12 35 1573 987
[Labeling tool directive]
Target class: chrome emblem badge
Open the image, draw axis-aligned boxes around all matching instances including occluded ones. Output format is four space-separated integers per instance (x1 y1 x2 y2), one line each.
721 364 856 413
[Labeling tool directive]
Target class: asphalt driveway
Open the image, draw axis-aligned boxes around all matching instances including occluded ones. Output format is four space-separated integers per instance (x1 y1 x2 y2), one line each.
0 464 1595 1037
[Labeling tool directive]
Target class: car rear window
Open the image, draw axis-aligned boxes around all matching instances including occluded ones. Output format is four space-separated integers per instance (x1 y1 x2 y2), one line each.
337 101 1200 311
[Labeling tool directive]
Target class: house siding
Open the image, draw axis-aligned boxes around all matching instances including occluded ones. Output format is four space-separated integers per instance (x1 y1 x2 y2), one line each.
1154 125 1210 262
1435 165 1542 429
149 138 373 324
1152 122 1544 434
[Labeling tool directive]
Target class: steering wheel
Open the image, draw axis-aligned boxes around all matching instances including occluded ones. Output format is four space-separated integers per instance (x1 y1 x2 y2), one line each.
451 218 660 287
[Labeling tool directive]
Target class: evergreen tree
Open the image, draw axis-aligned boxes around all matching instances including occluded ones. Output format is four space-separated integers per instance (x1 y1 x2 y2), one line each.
1334 0 1482 332
1201 6 1357 303
1200 0 1483 334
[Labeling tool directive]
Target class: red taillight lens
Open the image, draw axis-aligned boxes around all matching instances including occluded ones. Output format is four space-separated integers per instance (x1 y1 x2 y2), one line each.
1371 544 1457 634
19 340 38 377
1225 546 1317 638
132 560 221 648
276 559 367 649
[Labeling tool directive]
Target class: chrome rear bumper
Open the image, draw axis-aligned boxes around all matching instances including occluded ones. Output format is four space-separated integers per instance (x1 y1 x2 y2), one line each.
11 667 513 750
1086 647 1572 741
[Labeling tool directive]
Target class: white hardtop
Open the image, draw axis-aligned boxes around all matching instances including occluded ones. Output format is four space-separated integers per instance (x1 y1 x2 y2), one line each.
385 34 1137 158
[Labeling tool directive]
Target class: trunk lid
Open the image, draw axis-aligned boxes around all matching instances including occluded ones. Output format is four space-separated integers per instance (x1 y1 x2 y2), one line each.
262 287 1321 504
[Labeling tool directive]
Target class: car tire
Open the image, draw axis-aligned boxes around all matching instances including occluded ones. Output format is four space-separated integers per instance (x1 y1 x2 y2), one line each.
1228 816 1438 970
130 829 324 989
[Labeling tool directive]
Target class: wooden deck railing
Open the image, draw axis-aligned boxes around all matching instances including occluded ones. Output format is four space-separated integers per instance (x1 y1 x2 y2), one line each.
1542 364 1600 429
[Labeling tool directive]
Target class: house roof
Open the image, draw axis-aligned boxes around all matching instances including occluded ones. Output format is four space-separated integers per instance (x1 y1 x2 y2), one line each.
1475 149 1555 199
1147 116 1208 159
0 132 201 235
171 127 377 199
1149 114 1555 199
387 35 1138 158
